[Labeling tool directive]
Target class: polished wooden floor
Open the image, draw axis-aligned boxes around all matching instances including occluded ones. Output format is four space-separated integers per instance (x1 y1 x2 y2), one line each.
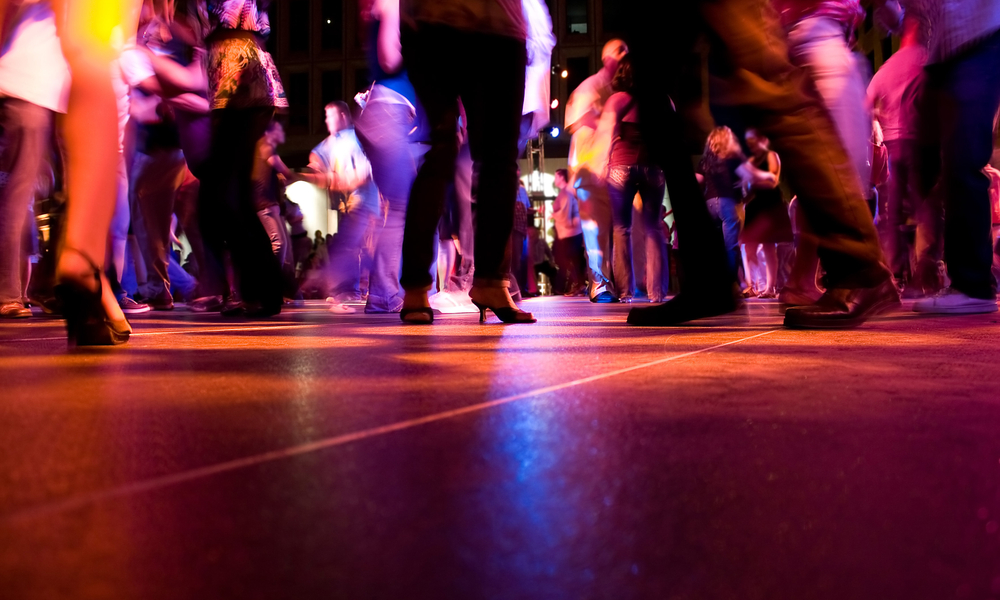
2 297 1000 600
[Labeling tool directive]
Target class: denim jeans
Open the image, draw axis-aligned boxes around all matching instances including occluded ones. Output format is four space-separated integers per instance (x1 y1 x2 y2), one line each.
787 16 872 191
257 205 289 267
916 29 1000 299
576 180 615 295
706 197 744 279
0 100 52 304
355 86 427 311
608 164 668 300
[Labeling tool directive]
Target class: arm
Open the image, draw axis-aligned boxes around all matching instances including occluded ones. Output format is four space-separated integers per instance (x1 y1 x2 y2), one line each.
737 161 777 191
165 92 210 114
372 0 402 74
146 47 208 97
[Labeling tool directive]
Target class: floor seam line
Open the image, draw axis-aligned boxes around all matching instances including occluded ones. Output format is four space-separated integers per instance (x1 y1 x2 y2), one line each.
0 329 777 524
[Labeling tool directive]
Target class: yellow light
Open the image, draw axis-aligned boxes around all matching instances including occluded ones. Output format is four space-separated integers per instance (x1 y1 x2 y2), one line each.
560 70 568 79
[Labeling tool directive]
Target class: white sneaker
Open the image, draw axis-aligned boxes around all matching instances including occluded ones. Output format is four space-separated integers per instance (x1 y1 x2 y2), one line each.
328 302 356 314
912 288 998 314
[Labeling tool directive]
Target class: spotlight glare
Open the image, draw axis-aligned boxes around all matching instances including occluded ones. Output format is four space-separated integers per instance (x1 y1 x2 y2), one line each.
550 99 559 109
560 69 568 79
549 126 560 138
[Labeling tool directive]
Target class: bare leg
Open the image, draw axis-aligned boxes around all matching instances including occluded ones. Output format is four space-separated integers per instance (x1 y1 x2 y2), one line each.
52 0 139 330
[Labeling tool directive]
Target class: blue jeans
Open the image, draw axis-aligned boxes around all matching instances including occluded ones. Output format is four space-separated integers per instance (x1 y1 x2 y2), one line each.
916 29 1000 299
608 164 668 300
355 86 427 312
706 197 744 279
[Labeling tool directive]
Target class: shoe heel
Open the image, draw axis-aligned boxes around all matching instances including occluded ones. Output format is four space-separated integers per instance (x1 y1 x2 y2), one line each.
472 301 487 323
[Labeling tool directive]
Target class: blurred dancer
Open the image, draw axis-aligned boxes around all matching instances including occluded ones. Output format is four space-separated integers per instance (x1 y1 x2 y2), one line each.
626 0 897 329
197 0 285 317
307 101 379 305
354 0 427 314
0 1 69 319
741 127 792 298
912 0 1000 314
397 0 534 324
867 10 939 296
552 168 586 295
595 54 668 303
564 39 628 303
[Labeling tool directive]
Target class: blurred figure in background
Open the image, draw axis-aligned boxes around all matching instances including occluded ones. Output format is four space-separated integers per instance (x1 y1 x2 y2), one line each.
912 0 1000 315
564 38 628 303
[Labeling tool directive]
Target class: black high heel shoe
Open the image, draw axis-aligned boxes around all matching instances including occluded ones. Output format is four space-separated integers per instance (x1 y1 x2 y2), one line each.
55 248 130 346
471 300 536 323
469 287 537 324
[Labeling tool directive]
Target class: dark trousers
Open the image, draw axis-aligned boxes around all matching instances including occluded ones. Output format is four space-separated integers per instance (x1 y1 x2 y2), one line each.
399 25 526 290
554 233 586 294
197 108 282 309
133 148 186 297
630 0 886 293
0 100 52 304
510 230 528 293
915 30 1000 299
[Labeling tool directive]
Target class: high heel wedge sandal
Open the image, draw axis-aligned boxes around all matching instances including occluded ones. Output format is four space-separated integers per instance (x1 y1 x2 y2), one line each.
55 248 130 347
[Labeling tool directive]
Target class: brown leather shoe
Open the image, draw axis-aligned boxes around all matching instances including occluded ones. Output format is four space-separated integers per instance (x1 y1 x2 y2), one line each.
783 278 900 329
0 301 31 318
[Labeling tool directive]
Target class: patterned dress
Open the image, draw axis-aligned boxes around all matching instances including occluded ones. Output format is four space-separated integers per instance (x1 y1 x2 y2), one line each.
206 0 287 110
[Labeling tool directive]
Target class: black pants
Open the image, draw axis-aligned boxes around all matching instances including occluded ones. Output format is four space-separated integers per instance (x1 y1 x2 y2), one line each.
197 108 282 309
554 234 586 294
629 0 886 293
399 25 526 290
915 29 1000 299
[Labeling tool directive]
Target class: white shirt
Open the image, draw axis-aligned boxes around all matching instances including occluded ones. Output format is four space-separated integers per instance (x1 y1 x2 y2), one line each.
0 2 71 113
565 70 613 186
310 129 379 214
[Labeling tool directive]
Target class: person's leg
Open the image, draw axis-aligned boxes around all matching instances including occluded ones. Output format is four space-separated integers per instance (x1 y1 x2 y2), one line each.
134 148 186 306
638 166 668 301
609 166 637 300
761 243 779 295
882 139 910 279
106 152 130 289
53 0 138 337
257 205 284 260
786 16 872 189
462 32 527 289
0 100 52 308
219 108 283 312
356 96 424 312
399 25 462 296
932 32 1000 300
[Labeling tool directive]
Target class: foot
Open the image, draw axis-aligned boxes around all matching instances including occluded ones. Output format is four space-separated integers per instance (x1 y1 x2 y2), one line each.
778 286 823 307
912 287 998 314
147 289 174 311
119 296 151 314
400 289 433 323
0 301 31 318
469 285 536 323
783 278 900 329
188 295 224 312
627 290 740 326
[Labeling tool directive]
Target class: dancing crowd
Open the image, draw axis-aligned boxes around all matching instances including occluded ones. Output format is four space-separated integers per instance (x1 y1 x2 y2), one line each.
1 0 999 346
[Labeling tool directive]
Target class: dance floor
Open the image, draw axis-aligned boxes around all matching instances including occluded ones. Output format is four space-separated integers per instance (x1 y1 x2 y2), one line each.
2 297 1000 599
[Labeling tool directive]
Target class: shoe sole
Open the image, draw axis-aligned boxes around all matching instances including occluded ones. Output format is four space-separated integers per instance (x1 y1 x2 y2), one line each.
784 298 901 329
912 303 998 315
